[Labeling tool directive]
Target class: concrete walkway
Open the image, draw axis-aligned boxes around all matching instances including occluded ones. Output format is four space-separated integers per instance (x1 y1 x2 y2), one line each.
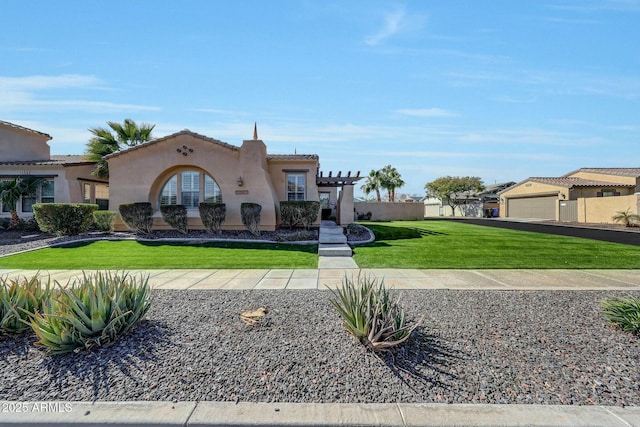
2 268 639 290
1 268 639 426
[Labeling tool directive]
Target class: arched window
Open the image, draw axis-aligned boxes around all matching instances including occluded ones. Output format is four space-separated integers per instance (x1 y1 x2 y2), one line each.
159 171 221 209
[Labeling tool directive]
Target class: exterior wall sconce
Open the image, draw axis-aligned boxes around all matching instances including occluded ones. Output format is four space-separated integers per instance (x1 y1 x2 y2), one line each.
559 193 566 199
237 177 244 187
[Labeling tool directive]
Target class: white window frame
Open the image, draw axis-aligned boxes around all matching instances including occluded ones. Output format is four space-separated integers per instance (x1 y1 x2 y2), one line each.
286 173 306 201
159 170 222 209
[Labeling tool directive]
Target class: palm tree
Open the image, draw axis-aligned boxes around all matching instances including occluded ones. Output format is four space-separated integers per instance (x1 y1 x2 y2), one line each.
379 165 405 202
0 176 43 228
612 208 640 227
85 119 155 178
108 118 155 147
360 169 382 202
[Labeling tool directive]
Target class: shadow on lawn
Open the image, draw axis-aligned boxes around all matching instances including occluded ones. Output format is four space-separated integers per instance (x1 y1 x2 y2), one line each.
366 224 446 241
379 327 464 394
49 239 318 255
42 320 173 401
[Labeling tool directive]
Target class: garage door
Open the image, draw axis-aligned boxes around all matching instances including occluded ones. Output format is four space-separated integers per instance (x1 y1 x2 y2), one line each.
507 196 556 220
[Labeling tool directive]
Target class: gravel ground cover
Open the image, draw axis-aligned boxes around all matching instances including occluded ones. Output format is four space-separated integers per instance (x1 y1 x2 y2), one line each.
1 289 638 406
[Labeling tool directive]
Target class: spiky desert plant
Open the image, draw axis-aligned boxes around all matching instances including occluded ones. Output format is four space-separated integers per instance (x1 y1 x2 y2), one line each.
601 295 640 333
0 275 52 333
328 274 421 351
30 271 151 354
612 208 640 227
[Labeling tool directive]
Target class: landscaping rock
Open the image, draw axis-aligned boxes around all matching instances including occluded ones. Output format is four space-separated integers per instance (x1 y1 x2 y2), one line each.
1 289 638 406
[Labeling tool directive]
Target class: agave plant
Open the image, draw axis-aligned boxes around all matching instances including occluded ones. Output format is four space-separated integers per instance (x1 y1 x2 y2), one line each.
30 271 151 354
601 295 640 333
0 275 51 333
328 274 421 351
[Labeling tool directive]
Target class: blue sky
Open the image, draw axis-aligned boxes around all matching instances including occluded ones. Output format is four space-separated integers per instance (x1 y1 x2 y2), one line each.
1 0 638 196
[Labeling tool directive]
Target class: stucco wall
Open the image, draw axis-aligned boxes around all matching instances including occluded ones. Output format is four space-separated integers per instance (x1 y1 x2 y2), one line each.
267 158 321 226
107 133 321 231
577 194 638 223
355 202 424 221
0 126 51 162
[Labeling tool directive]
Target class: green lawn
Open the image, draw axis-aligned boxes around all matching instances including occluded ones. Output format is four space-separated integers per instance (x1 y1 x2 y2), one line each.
0 240 319 269
1 221 638 269
352 221 640 269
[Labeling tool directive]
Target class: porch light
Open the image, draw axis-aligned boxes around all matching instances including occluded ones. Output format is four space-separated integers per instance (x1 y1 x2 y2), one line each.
237 177 244 187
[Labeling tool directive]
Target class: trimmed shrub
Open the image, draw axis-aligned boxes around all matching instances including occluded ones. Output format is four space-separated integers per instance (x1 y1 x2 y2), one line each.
30 271 151 354
15 217 41 232
119 202 153 234
33 203 98 236
199 203 226 234
241 202 262 236
93 210 117 233
1 274 52 333
0 218 10 229
328 274 422 352
160 204 188 234
280 201 320 229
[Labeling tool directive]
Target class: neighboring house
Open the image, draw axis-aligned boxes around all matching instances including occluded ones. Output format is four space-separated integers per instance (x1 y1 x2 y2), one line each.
0 120 107 219
499 168 640 223
424 182 516 217
105 127 362 231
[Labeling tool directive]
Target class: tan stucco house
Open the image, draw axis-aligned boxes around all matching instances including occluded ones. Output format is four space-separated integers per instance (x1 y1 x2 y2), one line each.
1 120 362 231
0 120 107 219
499 168 640 223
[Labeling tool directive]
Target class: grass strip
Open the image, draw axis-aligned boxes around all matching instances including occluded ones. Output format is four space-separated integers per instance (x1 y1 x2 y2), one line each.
0 240 318 269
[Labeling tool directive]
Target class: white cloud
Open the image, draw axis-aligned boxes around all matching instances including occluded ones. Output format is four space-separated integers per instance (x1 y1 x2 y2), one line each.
0 74 160 114
396 108 458 118
0 74 102 90
364 6 425 46
457 128 607 147
365 8 405 46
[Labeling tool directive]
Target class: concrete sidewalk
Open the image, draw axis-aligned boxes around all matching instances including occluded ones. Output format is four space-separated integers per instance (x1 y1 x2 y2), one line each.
2 401 639 426
1 267 639 290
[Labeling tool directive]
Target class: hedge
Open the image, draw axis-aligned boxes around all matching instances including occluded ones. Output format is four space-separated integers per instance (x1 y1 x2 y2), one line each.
241 203 262 236
33 203 98 236
280 201 320 229
199 203 226 234
119 202 153 234
93 210 117 233
160 205 188 234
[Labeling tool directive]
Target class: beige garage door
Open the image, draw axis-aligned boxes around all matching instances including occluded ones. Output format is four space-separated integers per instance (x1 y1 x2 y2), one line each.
508 196 556 220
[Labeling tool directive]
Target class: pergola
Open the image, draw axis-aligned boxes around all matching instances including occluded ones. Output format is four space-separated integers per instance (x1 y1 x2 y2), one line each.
316 170 363 225
316 170 362 187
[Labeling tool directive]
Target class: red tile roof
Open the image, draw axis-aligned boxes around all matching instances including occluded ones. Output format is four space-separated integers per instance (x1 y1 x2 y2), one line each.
529 177 635 188
0 155 92 166
267 154 319 161
565 167 640 178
